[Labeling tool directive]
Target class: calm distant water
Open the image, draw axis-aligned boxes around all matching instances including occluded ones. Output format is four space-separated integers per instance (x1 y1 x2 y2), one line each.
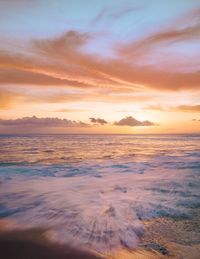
0 134 200 252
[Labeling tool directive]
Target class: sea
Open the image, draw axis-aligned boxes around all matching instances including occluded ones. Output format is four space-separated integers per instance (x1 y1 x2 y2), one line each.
0 134 200 253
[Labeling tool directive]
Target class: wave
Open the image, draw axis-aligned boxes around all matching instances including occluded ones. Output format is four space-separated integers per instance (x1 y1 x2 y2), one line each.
0 135 200 252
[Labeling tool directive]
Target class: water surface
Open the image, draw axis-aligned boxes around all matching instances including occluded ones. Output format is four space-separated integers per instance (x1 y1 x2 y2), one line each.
0 134 200 252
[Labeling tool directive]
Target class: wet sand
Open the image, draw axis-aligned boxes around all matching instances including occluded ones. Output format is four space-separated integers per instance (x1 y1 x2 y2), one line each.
0 209 200 259
139 208 200 259
0 227 103 259
0 219 103 259
111 208 200 259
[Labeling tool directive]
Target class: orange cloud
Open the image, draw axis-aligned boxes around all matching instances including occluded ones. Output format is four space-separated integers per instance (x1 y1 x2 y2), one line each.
0 89 24 109
0 68 89 87
176 105 200 112
54 109 90 113
143 105 168 111
0 8 200 103
0 83 155 110
144 104 200 112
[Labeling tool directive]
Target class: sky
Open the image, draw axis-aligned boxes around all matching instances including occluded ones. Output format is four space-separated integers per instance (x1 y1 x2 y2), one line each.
0 0 200 134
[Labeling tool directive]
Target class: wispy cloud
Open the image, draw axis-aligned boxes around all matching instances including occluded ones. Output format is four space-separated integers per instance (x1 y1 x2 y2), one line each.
54 109 89 113
119 8 200 58
1 9 200 97
0 85 155 110
0 4 200 136
92 4 139 24
0 67 89 87
176 105 200 112
0 89 24 109
145 104 200 112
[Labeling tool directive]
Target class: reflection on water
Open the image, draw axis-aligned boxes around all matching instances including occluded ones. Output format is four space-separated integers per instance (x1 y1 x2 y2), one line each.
0 134 200 252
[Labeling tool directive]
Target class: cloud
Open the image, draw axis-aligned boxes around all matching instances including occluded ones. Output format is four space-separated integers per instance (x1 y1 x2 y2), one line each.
54 109 89 113
0 7 200 112
0 15 197 92
114 116 157 127
144 104 200 113
0 116 89 128
0 89 24 109
89 117 108 125
32 30 90 56
109 5 139 20
0 68 88 87
29 25 200 91
176 105 200 112
0 32 124 90
0 68 89 87
192 119 200 121
0 116 155 129
92 4 139 24
0 115 157 132
143 105 168 111
0 30 199 96
0 84 155 111
0 47 94 88
119 8 200 58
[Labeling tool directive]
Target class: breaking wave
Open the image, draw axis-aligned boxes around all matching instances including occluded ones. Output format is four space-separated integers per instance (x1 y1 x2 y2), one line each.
0 134 200 252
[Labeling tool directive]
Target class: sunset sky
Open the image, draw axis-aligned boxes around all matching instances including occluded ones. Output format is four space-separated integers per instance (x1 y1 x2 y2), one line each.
0 0 200 134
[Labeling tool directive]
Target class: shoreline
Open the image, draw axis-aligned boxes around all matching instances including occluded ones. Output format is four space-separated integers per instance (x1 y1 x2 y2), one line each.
0 209 200 259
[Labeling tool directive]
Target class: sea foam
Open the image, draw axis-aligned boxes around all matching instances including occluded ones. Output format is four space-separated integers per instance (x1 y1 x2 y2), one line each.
0 134 200 252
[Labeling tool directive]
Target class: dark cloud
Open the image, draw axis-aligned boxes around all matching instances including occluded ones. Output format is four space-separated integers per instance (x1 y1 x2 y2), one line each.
0 116 89 128
0 115 157 132
89 117 108 125
114 116 157 127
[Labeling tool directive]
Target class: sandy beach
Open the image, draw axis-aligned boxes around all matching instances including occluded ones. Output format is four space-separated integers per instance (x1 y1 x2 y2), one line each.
0 225 102 259
0 208 200 259
111 208 200 259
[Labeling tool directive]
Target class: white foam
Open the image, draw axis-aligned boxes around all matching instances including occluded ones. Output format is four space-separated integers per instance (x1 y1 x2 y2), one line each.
0 167 199 252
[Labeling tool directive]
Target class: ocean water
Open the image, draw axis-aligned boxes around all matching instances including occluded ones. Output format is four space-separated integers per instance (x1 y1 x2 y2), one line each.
0 134 200 252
